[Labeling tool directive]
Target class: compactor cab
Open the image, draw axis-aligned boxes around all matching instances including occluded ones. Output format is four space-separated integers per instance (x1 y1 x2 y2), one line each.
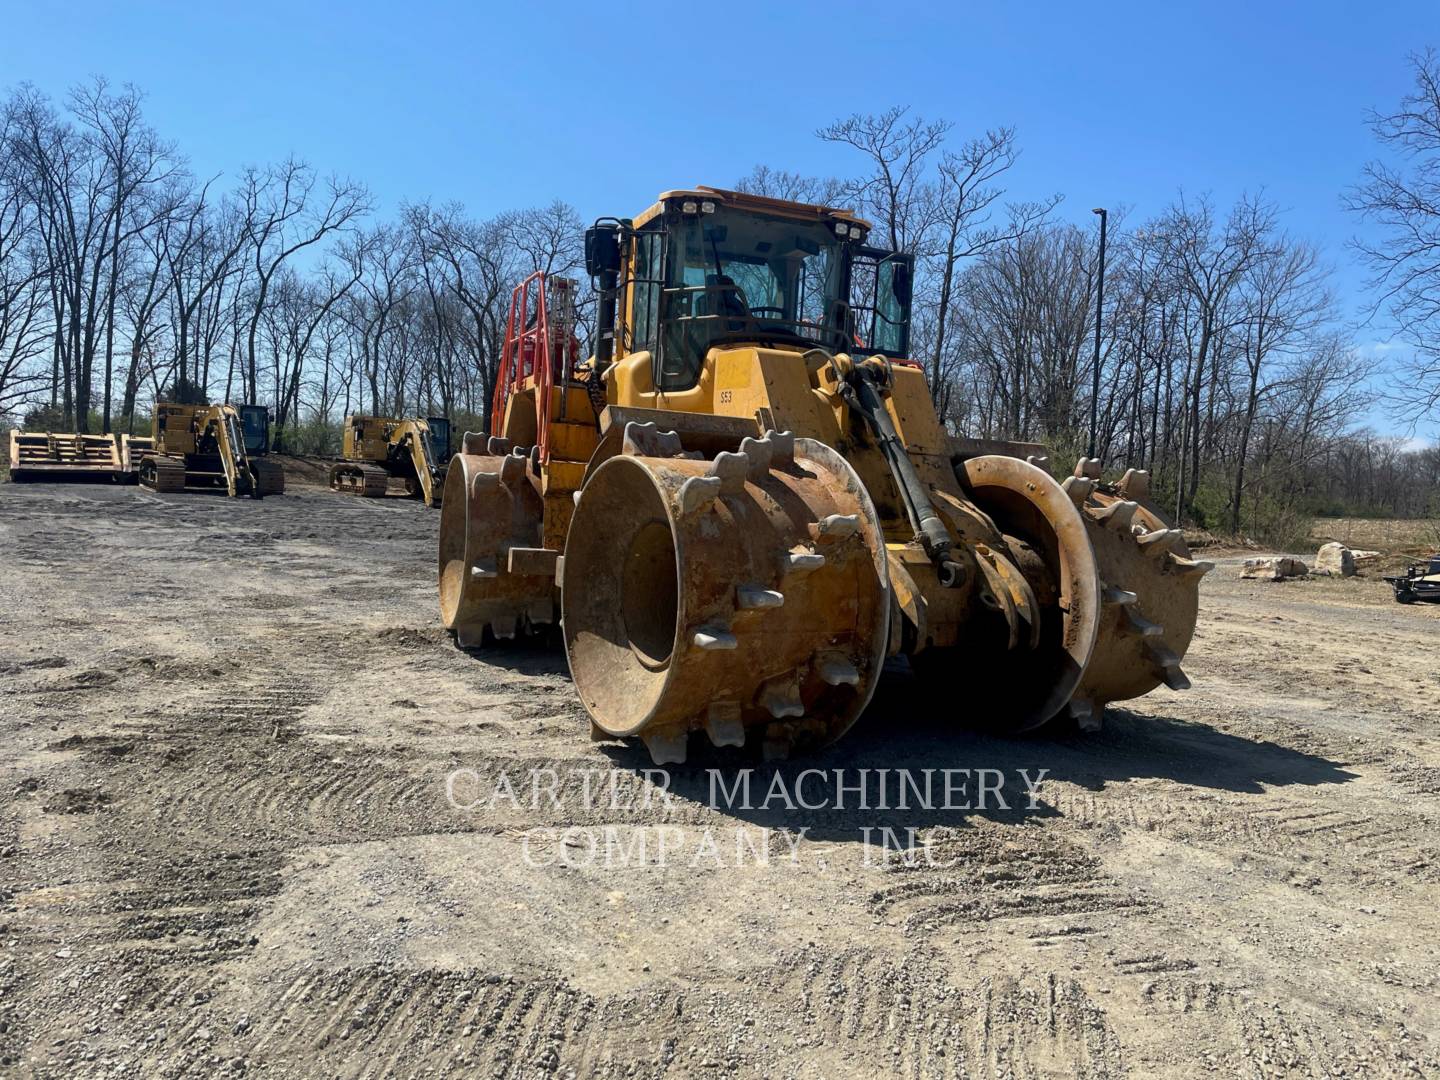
138 402 284 497
441 186 1212 763
329 415 449 506
585 189 914 387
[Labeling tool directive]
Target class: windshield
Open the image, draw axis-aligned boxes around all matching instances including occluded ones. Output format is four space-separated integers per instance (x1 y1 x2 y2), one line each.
644 206 850 389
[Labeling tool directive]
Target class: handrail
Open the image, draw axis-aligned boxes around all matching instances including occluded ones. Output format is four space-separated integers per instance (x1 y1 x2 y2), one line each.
492 271 564 464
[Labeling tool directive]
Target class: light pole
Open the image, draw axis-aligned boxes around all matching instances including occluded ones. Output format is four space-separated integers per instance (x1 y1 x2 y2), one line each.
1088 207 1108 460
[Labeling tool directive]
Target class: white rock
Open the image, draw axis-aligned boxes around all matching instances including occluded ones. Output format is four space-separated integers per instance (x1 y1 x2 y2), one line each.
1241 557 1309 581
1315 542 1356 577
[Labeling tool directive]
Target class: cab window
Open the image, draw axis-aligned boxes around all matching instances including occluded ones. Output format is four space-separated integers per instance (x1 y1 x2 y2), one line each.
629 230 663 355
239 406 268 454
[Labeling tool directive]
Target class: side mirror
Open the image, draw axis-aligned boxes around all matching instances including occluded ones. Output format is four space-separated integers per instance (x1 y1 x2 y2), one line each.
585 225 622 279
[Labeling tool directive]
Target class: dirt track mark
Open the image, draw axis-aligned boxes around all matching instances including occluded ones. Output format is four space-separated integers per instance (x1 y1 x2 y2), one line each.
868 825 1152 935
244 968 593 1079
231 955 1126 1080
773 951 1126 1079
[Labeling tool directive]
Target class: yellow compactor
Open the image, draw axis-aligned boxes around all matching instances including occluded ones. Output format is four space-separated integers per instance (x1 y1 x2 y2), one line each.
440 187 1211 762
136 402 284 497
329 415 449 506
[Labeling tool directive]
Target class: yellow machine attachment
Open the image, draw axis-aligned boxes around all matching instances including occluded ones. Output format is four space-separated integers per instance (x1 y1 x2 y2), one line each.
138 402 284 498
329 415 450 506
7 430 146 483
440 186 1212 763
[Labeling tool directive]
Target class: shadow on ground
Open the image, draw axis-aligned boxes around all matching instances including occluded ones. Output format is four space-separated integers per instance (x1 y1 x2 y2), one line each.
584 666 1357 843
449 629 1358 844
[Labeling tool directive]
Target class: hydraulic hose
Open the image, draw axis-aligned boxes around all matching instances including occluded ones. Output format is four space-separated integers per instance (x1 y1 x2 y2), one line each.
844 364 965 588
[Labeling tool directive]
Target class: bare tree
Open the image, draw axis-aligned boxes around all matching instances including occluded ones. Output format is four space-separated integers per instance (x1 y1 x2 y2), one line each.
346 224 415 416
425 205 524 423
0 107 50 411
159 177 250 400
500 200 585 278
238 159 369 404
927 129 1057 402
70 78 178 430
116 215 172 427
1158 194 1277 515
264 257 363 449
817 106 951 254
4 86 96 427
1227 240 1331 531
1348 48 1440 422
735 166 844 205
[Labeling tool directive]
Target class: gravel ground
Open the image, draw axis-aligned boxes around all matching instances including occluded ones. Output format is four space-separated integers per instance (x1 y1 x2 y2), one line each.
1 478 1438 1078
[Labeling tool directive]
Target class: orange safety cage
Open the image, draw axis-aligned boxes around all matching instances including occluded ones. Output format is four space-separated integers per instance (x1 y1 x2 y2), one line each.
491 272 578 465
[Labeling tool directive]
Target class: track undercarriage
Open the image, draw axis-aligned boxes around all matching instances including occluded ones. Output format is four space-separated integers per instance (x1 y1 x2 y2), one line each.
138 453 284 496
329 462 391 498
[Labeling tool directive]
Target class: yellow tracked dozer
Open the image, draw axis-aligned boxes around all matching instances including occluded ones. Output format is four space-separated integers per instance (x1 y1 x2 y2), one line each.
439 187 1212 763
7 429 149 483
329 415 450 506
137 402 284 498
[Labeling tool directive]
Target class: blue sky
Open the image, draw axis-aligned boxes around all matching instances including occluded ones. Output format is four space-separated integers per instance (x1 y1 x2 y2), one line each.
3 0 1436 434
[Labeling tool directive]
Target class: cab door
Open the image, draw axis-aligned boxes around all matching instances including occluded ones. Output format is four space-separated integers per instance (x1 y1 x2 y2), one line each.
850 247 913 358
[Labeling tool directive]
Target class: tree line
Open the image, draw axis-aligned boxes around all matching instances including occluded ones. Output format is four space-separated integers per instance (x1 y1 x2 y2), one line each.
0 78 585 452
2 72 1437 538
739 105 1436 536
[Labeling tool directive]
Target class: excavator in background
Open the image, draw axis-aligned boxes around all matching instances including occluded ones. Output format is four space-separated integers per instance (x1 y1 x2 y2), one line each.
440 186 1212 764
328 415 450 506
8 430 149 483
136 402 284 497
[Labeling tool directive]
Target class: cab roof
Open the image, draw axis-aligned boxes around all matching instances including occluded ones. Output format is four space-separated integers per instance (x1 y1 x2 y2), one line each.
633 186 871 232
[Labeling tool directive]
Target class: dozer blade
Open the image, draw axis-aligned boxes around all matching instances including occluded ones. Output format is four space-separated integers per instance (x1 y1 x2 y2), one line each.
119 435 153 483
8 431 128 483
438 444 558 647
561 428 890 763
